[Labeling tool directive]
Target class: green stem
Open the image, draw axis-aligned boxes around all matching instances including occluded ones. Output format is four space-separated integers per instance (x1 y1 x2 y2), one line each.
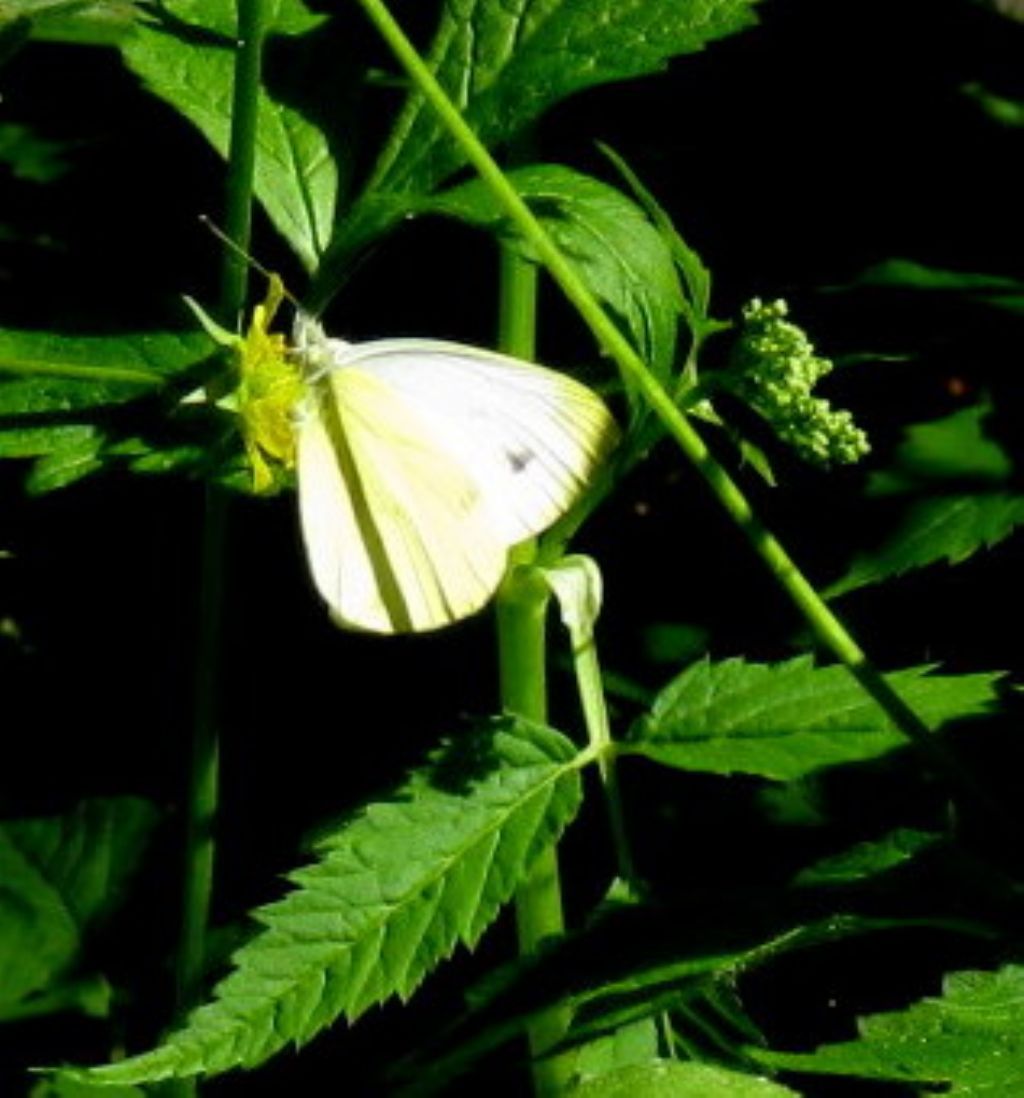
565 600 637 890
495 245 573 1097
353 0 954 768
169 5 267 1095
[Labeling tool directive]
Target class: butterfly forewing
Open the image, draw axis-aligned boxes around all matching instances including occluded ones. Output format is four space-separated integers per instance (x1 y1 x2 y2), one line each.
335 340 618 542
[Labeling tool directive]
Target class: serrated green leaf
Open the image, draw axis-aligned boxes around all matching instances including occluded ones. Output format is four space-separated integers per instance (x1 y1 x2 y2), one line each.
120 0 338 270
793 828 941 887
752 964 1024 1094
370 0 761 199
826 493 1024 598
626 657 1000 780
0 798 158 1014
428 165 683 380
317 0 760 290
571 1061 796 1097
71 717 583 1086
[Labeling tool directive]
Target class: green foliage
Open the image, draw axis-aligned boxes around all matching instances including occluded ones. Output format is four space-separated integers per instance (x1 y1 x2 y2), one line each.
627 657 999 780
317 0 761 286
0 326 215 491
120 0 339 270
851 258 1024 313
0 798 158 1020
827 493 1024 598
827 405 1024 597
793 828 942 887
428 164 684 382
70 717 583 1085
2 0 1021 1094
753 964 1024 1093
570 1060 797 1097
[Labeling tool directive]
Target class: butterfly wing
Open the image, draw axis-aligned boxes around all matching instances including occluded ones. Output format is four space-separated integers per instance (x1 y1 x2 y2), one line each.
333 339 619 543
297 366 509 633
295 334 618 634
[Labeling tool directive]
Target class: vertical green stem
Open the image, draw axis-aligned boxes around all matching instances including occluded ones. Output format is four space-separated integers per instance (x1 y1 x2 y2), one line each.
495 242 573 1095
495 568 574 1097
169 6 267 1096
353 0 973 784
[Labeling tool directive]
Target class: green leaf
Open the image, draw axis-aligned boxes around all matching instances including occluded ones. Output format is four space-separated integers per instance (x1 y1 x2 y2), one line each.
852 257 1024 294
0 798 158 1015
793 828 942 887
0 326 214 490
626 657 1000 780
845 258 1024 315
573 1018 660 1084
429 165 683 380
826 493 1024 598
70 717 583 1085
0 327 210 401
823 405 1024 596
598 143 716 343
753 964 1024 1093
868 405 1012 496
31 1079 144 1098
0 0 137 46
370 0 761 199
120 0 338 270
570 1061 797 1097
317 0 760 287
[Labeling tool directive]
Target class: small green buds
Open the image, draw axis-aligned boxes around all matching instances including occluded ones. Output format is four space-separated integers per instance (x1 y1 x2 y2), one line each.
726 298 870 467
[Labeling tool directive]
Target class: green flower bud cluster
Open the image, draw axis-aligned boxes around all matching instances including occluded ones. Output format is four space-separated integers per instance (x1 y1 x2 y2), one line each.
728 298 870 466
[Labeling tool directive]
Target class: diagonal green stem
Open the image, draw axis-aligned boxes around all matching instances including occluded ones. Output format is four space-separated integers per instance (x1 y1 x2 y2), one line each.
353 0 967 777
168 5 268 1096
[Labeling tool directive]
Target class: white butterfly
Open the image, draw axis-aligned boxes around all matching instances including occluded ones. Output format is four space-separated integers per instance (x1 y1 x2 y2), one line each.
290 314 619 634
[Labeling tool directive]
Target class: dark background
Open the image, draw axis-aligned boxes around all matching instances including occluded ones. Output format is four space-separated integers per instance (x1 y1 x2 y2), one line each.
2 0 1023 1093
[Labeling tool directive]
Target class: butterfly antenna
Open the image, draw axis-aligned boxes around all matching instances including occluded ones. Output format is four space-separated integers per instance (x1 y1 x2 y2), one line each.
198 215 301 307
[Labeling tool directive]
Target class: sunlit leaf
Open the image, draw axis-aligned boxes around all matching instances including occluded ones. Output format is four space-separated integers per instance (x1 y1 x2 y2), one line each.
429 165 682 380
626 657 1000 780
753 964 1024 1093
316 0 760 291
570 1060 797 1097
826 493 1024 598
69 717 583 1085
120 0 339 270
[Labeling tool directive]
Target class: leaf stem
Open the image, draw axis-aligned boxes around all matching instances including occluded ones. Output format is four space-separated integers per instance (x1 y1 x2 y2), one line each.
353 0 958 769
495 240 574 1096
170 3 267 1094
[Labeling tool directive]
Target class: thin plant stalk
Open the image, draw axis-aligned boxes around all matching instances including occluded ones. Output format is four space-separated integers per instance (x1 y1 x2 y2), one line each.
495 244 574 1096
353 0 969 777
171 4 268 1095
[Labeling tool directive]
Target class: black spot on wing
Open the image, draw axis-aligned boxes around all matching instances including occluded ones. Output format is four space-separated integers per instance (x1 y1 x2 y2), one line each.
505 448 536 473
